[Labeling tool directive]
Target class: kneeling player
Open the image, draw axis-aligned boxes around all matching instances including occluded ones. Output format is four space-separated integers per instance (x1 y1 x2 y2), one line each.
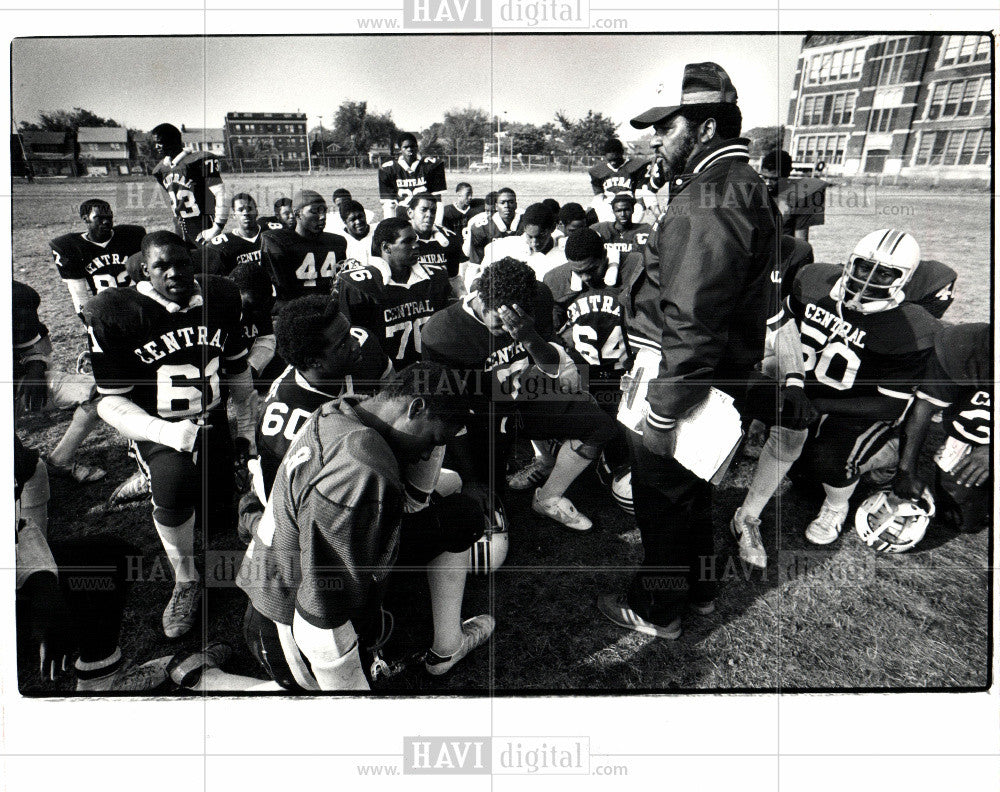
894 322 991 534
84 231 258 638
424 257 617 532
238 363 492 691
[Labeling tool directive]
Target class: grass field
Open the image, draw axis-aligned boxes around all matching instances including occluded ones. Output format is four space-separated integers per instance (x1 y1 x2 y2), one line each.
13 171 992 694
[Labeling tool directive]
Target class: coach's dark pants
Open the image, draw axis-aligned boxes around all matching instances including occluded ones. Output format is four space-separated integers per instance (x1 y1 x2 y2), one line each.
625 432 715 624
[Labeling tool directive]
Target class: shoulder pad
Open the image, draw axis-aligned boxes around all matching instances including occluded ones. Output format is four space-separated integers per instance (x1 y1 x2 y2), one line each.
380 161 395 170
792 262 840 303
865 303 941 355
49 232 76 250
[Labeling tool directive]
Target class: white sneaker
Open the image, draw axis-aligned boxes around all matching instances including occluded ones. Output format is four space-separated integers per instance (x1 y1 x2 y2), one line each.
507 457 555 490
76 655 173 692
532 489 592 532
425 615 495 676
730 508 767 568
107 470 151 506
804 501 850 545
162 581 201 639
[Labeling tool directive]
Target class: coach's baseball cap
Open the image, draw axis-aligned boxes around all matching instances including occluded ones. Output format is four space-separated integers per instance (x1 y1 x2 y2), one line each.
292 189 326 210
630 62 738 129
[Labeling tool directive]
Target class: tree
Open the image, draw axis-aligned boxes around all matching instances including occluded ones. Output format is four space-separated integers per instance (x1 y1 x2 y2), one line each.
504 121 553 155
19 107 122 133
744 126 785 158
440 106 491 155
554 110 618 156
329 100 399 155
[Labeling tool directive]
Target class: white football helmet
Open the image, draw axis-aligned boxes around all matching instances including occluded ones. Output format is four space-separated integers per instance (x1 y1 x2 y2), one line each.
854 488 935 553
470 500 509 576
832 229 920 313
611 467 634 515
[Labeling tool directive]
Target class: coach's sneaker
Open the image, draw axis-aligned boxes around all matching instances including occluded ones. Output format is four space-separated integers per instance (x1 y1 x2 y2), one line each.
425 615 495 676
730 507 767 569
507 457 555 490
597 593 682 640
532 490 592 532
162 580 201 639
804 501 850 545
167 642 232 688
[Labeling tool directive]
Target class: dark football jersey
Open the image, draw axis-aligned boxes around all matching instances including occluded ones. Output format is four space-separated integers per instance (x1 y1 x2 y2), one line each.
544 263 631 382
339 259 451 368
590 221 652 265
151 150 223 243
441 199 485 237
261 228 347 309
589 158 653 198
238 398 404 630
241 301 274 354
378 156 447 202
13 281 48 382
787 264 940 403
916 322 991 445
805 261 957 320
415 225 466 278
256 327 393 497
467 212 526 265
422 286 556 404
775 234 815 303
50 225 146 294
83 275 248 420
257 215 287 232
208 229 264 275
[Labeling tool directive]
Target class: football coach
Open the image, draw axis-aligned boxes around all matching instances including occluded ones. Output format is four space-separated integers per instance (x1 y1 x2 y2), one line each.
599 62 779 639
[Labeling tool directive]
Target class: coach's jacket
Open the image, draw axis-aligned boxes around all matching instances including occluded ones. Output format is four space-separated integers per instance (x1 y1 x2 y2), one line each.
620 137 778 431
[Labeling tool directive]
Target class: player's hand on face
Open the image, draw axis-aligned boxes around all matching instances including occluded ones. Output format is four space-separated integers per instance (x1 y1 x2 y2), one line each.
27 574 73 681
497 304 534 340
950 444 990 488
892 469 927 501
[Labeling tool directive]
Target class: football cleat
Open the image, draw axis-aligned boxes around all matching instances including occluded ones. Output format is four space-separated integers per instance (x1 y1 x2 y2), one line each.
730 508 767 568
106 469 151 507
469 500 509 576
610 467 634 515
597 593 682 640
167 641 232 688
855 488 934 553
804 501 850 545
424 615 495 676
832 229 920 313
507 457 554 491
532 490 592 532
162 580 201 639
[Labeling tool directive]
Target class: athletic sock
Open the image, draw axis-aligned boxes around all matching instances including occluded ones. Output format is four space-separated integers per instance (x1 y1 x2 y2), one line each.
538 443 591 501
153 512 198 583
821 481 858 512
75 647 123 691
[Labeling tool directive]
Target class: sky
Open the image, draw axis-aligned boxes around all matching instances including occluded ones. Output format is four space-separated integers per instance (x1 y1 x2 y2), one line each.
12 35 802 140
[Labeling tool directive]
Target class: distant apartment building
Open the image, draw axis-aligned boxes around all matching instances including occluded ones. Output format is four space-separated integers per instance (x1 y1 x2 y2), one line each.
224 112 309 167
787 33 991 179
77 126 130 174
18 130 78 176
180 126 226 156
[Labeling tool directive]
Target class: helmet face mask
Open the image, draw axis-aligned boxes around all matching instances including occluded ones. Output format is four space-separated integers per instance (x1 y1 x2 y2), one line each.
833 229 920 314
854 489 935 553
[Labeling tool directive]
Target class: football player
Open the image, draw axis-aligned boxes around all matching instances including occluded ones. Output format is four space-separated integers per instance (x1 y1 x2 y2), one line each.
894 322 991 534
238 363 492 691
258 197 294 232
150 122 228 244
254 296 393 498
588 138 659 223
423 257 618 532
465 187 524 265
338 217 451 368
208 193 264 275
590 194 652 269
14 280 106 484
230 262 277 383
84 231 258 638
326 188 375 238
50 199 146 314
260 189 347 314
781 230 941 545
441 182 484 237
467 202 565 289
409 194 467 284
378 132 447 220
552 203 588 248
337 199 376 269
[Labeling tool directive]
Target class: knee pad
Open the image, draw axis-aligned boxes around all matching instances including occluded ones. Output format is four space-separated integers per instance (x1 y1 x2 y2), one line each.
765 425 808 463
152 504 194 528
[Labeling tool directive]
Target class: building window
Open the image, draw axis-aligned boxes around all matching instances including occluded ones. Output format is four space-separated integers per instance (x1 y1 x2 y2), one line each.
958 129 980 165
928 78 990 119
872 36 921 86
868 107 896 133
974 133 990 165
917 129 990 167
940 34 990 66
